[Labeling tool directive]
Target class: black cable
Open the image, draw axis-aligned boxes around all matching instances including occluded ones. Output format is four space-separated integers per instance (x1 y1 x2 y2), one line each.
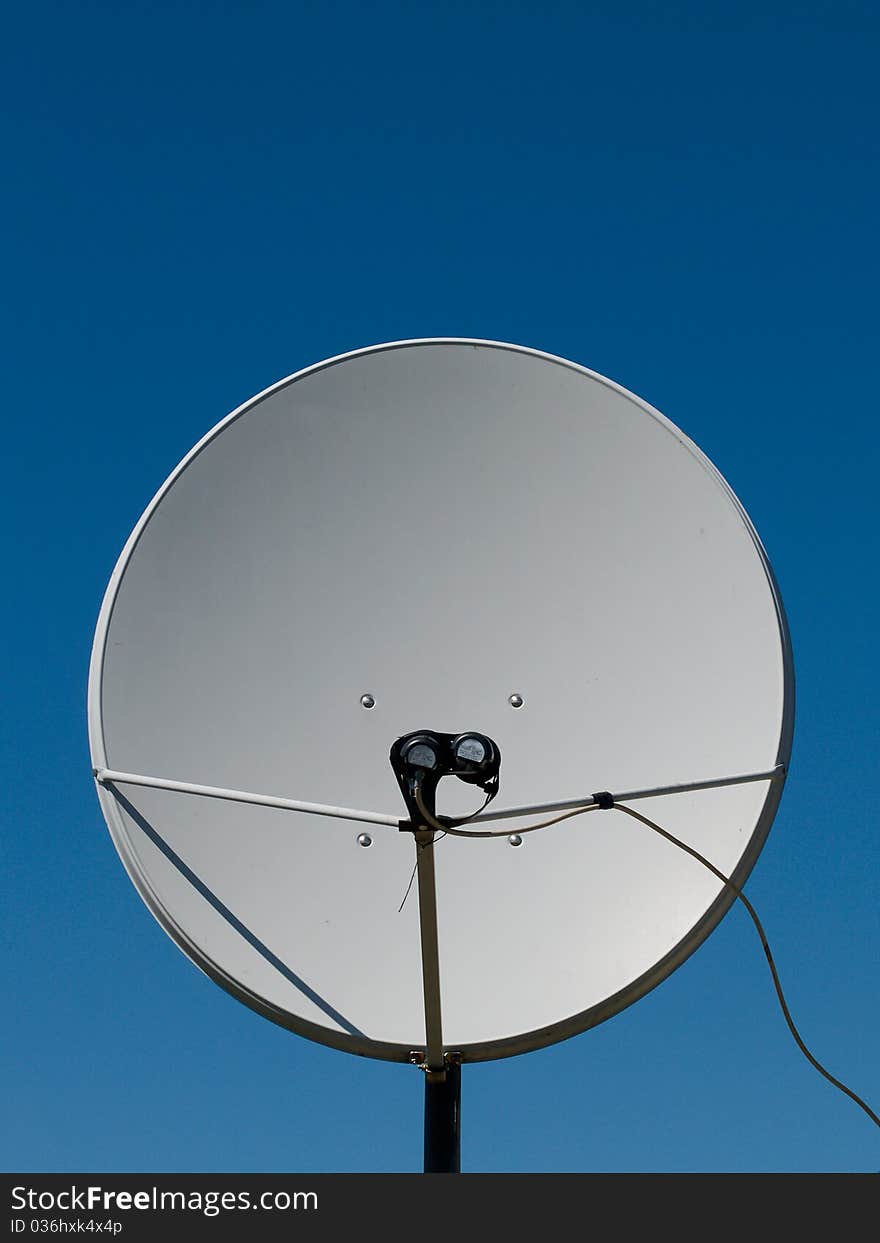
414 781 598 838
400 769 880 1132
398 831 446 913
613 800 880 1132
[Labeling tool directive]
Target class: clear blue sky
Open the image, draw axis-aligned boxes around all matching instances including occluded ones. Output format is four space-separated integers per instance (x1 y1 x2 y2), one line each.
2 1 878 1174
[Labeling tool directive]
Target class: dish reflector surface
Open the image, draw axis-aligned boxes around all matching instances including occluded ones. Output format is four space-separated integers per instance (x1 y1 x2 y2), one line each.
89 339 792 1062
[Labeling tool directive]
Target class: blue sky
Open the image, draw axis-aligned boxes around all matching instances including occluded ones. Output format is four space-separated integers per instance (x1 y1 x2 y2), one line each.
2 1 878 1173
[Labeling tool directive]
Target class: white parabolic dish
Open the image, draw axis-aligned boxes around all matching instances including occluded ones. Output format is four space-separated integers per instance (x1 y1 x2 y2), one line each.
89 339 793 1063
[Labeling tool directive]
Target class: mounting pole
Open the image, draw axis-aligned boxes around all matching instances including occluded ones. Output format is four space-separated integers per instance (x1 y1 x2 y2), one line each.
424 1057 461 1173
410 789 462 1172
414 828 445 1075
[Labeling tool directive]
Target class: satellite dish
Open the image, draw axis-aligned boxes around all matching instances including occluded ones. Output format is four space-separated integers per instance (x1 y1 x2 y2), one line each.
88 339 793 1170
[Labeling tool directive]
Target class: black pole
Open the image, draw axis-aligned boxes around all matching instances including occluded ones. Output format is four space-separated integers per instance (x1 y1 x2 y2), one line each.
424 1060 461 1173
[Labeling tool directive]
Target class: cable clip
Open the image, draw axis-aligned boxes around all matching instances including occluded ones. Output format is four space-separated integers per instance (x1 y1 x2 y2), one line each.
592 791 615 810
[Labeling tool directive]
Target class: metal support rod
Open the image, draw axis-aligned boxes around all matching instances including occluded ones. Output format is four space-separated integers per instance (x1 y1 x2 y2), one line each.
94 768 400 827
466 763 786 825
414 828 445 1073
424 1059 461 1174
94 762 787 833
